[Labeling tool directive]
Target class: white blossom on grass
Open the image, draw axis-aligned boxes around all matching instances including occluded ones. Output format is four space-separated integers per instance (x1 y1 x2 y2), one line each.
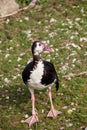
67 107 76 114
41 109 45 113
47 54 51 57
75 18 81 21
5 54 10 58
4 78 10 84
25 114 29 118
72 108 76 111
66 123 73 127
60 63 69 74
39 91 42 94
60 126 65 130
19 19 23 23
7 47 13 51
62 106 68 109
17 87 21 92
49 32 57 38
71 102 74 106
80 37 87 42
24 17 29 21
69 25 73 29
17 74 21 77
46 59 50 62
84 52 87 56
10 40 13 42
70 35 75 40
69 51 77 56
21 120 25 123
0 50 2 53
0 85 4 88
58 93 63 96
38 21 41 24
67 18 73 25
74 31 79 35
50 18 57 23
17 57 22 62
18 64 21 67
6 96 9 100
81 8 84 13
23 30 32 38
13 75 18 80
13 100 17 103
8 60 12 63
67 109 73 114
47 40 50 44
55 48 58 51
0 74 3 77
72 58 76 63
6 19 10 24
45 29 49 32
20 53 25 57
71 43 81 50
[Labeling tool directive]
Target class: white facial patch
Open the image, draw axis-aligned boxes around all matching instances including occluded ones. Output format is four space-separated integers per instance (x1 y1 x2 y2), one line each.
28 61 44 88
34 42 43 55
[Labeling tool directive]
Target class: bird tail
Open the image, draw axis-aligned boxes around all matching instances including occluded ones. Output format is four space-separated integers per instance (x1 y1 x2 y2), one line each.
55 78 59 91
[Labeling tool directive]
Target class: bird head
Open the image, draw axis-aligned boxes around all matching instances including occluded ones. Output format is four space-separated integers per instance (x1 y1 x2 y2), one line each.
32 41 54 55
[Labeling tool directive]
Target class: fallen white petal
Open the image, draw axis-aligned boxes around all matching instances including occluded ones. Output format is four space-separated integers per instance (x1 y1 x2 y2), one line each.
21 120 25 123
4 78 10 84
72 108 76 111
60 127 65 130
66 123 73 127
19 19 23 22
62 106 68 109
17 57 22 61
41 109 45 113
71 102 74 106
25 114 29 118
75 18 81 21
13 76 17 79
71 43 81 50
67 109 73 114
24 17 29 21
50 18 57 23
20 53 25 56
6 96 9 100
5 54 10 58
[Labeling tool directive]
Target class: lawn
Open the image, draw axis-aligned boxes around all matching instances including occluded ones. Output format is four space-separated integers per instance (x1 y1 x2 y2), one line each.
0 0 87 130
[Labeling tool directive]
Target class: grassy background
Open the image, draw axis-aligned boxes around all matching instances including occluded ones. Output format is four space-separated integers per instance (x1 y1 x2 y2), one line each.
0 0 87 129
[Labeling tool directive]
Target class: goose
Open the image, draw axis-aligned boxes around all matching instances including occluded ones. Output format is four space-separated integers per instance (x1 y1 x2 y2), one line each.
22 41 61 127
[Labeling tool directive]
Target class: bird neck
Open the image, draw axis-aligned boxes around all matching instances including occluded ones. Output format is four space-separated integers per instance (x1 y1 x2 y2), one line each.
33 54 42 62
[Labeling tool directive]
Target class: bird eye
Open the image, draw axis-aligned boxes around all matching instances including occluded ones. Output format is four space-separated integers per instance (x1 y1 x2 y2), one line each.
39 43 41 46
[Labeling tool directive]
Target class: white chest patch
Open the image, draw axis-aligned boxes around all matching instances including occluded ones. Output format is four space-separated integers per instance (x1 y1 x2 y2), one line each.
28 61 44 89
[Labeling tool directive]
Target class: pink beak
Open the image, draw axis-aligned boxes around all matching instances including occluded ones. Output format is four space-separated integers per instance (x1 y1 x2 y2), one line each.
42 43 54 52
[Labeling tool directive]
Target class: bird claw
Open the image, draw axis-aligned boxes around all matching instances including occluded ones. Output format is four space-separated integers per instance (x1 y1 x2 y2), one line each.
47 109 62 118
25 114 39 127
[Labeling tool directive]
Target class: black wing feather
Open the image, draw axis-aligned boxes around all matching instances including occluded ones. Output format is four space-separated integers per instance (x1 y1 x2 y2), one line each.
41 61 59 90
22 62 34 84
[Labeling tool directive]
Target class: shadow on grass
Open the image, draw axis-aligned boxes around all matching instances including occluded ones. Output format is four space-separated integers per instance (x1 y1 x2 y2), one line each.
0 83 48 113
0 84 31 111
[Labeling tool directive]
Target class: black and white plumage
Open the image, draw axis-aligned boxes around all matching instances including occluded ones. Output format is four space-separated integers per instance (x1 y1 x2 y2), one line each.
22 41 61 127
22 59 59 90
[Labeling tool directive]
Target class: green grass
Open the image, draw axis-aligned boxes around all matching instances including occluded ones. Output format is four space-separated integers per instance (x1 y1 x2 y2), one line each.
0 0 87 129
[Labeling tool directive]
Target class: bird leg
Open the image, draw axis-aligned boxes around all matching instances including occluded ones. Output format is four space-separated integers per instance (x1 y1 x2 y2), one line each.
47 88 62 118
25 92 39 127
